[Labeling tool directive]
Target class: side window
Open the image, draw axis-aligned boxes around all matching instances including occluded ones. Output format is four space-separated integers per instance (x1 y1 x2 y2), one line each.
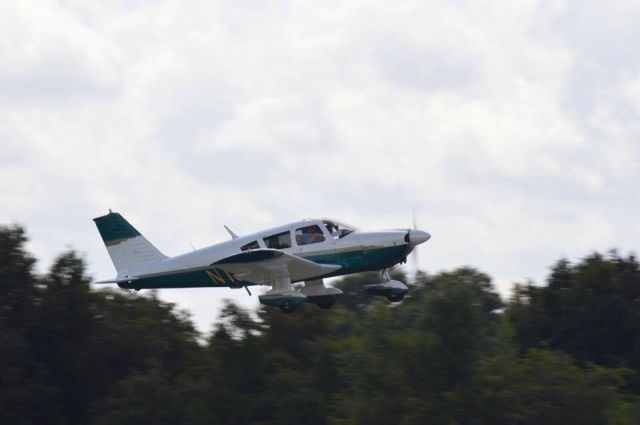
295 225 326 245
240 240 260 251
263 231 292 249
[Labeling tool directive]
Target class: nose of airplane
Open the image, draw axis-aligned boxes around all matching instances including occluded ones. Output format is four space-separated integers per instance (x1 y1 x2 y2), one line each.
409 229 431 245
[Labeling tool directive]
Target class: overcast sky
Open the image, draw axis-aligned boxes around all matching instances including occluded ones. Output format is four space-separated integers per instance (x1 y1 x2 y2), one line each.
1 0 638 333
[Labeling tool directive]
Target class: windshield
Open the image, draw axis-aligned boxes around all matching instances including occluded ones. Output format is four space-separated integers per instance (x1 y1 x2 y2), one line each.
322 220 357 239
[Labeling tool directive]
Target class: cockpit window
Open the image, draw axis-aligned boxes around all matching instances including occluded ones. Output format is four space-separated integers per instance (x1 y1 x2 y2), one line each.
323 220 356 239
240 240 260 251
263 231 292 249
295 225 326 245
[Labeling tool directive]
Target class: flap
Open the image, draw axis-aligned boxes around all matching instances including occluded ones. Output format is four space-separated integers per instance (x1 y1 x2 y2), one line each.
212 249 341 285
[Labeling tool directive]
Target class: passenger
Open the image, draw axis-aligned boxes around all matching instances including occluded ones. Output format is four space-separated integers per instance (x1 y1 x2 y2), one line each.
308 226 323 243
296 227 309 245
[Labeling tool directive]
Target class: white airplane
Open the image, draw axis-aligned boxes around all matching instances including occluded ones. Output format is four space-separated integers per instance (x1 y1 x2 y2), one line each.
93 211 431 312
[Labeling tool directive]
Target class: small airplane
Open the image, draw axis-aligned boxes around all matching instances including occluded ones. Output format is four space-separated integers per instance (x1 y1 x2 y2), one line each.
93 211 431 312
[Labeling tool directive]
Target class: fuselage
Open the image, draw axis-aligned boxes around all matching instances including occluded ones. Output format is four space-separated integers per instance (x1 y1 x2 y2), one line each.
118 218 425 290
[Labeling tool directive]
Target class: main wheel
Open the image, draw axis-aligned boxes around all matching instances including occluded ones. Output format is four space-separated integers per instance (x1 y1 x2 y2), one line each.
279 305 297 313
387 293 405 302
316 301 335 310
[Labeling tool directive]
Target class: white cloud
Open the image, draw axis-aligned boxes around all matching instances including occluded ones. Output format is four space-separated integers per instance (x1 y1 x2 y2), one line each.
0 2 122 101
0 0 638 332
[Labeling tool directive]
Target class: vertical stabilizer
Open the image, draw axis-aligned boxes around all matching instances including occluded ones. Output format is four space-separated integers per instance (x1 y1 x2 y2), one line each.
93 212 167 274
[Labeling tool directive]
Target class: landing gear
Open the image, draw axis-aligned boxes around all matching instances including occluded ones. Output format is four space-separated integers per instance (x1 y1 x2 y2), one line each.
279 305 298 314
381 269 391 282
259 274 307 312
316 301 335 310
301 279 343 309
387 293 405 302
260 278 343 312
363 268 409 301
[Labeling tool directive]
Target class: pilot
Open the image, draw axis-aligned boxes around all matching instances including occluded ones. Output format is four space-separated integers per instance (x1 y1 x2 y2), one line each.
328 223 340 238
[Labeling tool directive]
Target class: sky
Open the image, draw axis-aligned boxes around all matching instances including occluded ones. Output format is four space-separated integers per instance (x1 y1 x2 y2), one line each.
1 0 638 333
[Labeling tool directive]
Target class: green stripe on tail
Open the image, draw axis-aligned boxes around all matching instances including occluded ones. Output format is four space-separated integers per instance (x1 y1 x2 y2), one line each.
93 212 141 245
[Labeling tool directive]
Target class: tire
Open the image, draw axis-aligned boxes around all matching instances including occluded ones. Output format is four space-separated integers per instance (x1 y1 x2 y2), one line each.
387 293 405 302
317 301 335 310
279 305 297 313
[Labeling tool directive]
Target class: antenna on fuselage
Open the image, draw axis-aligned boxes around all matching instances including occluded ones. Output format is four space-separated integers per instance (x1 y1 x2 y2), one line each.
224 225 239 240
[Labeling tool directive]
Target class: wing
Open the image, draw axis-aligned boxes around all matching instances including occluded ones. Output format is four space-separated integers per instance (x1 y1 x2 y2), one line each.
212 249 341 286
92 277 140 284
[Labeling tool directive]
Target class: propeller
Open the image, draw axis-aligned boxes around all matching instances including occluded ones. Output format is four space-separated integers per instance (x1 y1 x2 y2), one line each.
412 210 419 270
404 210 430 273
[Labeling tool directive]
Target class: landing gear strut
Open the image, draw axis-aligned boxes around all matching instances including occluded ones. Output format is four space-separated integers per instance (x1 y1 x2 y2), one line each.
380 269 391 282
363 268 409 302
259 274 307 312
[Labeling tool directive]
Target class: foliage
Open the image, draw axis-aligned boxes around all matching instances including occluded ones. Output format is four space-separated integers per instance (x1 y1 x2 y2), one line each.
471 349 626 425
0 224 639 424
508 252 640 369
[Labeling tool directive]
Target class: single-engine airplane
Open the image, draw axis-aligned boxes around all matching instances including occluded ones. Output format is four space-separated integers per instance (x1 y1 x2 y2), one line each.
93 211 431 312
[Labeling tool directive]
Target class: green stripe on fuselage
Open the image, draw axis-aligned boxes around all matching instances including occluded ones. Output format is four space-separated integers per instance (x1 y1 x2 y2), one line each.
119 244 411 290
119 268 251 290
302 244 411 278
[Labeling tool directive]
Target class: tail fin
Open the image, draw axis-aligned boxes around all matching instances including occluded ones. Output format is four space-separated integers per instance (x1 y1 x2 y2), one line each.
93 211 167 274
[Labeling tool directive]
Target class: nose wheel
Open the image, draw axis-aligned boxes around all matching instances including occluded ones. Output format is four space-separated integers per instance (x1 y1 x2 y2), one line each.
387 293 405 302
363 268 409 302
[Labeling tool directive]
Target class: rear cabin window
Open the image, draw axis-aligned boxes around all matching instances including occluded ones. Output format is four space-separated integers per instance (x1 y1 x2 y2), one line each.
263 231 292 249
295 225 326 245
240 240 260 251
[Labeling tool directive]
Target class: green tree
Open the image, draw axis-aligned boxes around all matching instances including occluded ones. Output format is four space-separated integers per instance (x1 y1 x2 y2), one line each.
0 320 54 425
4 222 640 425
0 225 57 425
0 225 37 327
89 363 180 425
471 349 626 425
330 267 503 425
508 252 640 370
257 303 339 425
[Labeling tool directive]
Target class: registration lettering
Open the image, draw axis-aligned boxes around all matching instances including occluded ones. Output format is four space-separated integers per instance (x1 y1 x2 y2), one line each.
206 268 239 285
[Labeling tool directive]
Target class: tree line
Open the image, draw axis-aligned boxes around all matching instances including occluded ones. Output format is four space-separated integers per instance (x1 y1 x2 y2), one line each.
1 224 639 424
